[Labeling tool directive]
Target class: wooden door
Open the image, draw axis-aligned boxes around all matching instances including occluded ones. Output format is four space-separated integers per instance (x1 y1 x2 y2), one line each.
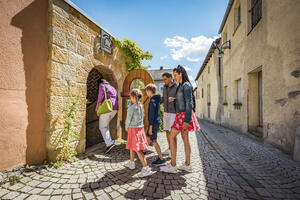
122 69 154 139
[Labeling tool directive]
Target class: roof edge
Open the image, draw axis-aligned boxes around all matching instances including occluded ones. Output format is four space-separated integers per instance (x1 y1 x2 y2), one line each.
218 0 234 34
195 38 221 81
62 0 115 38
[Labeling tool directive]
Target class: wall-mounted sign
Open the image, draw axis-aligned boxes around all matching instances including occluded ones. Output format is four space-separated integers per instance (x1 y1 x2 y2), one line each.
100 29 113 54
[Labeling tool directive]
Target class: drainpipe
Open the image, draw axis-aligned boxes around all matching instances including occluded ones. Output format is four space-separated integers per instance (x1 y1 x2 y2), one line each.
294 126 300 162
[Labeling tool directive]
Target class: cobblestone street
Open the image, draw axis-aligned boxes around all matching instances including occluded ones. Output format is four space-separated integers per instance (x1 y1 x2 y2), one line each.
1 120 300 200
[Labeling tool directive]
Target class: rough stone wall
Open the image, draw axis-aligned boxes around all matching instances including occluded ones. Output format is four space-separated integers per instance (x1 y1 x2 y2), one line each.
197 0 300 154
47 0 127 161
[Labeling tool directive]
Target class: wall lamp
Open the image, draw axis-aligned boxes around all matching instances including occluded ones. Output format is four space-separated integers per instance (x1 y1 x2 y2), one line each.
213 40 231 57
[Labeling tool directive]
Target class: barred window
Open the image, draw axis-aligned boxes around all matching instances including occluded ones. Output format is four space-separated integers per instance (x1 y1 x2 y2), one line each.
251 0 262 29
235 4 241 30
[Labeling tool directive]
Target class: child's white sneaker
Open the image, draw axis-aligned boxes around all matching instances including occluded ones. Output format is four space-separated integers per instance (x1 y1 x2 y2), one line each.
178 163 192 173
137 166 153 177
160 163 177 173
124 161 135 170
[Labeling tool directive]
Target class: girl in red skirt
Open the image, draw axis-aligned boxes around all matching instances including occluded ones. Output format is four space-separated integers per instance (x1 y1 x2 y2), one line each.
161 65 200 174
124 89 153 177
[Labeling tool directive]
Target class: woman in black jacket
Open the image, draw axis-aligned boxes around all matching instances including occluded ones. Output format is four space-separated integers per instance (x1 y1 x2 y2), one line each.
160 65 200 173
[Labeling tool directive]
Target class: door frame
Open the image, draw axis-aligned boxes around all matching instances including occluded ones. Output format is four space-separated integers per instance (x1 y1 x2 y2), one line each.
121 69 154 139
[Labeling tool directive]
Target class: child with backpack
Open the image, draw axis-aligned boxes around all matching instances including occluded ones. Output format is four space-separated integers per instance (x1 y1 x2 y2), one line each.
145 84 166 166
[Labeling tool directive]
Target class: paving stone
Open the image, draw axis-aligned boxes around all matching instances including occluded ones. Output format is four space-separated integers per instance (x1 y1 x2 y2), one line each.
72 192 83 199
28 188 43 194
41 188 54 195
50 195 63 200
2 191 20 199
0 120 299 199
39 182 52 188
110 191 120 198
14 193 29 200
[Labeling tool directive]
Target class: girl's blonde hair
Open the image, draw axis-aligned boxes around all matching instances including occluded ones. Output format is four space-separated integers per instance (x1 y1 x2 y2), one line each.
130 88 143 119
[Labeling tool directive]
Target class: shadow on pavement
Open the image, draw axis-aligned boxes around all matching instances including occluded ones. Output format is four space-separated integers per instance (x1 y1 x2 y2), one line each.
81 155 187 199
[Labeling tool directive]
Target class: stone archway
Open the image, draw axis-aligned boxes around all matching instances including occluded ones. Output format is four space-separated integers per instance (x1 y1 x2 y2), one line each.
86 66 118 148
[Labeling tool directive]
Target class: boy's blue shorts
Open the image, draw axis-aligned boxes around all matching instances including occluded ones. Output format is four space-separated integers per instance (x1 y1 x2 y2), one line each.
146 123 160 142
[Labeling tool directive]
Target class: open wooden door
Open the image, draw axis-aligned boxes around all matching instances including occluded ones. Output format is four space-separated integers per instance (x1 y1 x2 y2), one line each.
122 69 154 139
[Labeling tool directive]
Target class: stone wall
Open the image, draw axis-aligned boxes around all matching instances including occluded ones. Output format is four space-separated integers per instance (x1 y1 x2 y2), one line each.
47 0 127 161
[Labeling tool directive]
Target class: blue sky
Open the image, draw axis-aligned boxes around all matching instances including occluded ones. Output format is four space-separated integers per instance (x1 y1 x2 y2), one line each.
71 0 228 86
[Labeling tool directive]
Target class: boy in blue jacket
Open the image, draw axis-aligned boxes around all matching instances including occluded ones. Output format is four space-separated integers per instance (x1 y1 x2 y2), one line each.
145 84 166 166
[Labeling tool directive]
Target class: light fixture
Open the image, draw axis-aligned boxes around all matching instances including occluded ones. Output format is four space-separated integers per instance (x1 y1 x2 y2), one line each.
213 40 231 57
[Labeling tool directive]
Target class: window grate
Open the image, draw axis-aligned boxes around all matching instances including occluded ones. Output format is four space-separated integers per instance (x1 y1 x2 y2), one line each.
251 0 262 29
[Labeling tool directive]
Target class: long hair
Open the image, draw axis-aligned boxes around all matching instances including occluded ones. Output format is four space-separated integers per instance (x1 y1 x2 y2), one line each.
130 89 143 119
173 65 191 84
173 65 196 112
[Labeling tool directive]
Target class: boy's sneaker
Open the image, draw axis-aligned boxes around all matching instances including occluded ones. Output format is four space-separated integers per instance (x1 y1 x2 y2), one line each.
124 161 135 170
105 144 115 154
137 166 153 178
178 163 192 173
160 163 177 173
152 158 166 166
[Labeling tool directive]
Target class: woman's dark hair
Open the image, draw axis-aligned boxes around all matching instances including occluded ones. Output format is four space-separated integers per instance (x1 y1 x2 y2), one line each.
173 65 196 112
173 65 191 84
97 78 106 85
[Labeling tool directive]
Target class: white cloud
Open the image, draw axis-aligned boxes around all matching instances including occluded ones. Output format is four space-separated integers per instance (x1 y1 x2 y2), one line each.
163 35 218 62
183 65 191 71
189 75 197 88
160 55 168 60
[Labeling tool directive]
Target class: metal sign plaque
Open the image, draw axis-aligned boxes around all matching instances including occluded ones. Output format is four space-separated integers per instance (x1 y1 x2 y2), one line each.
100 29 113 54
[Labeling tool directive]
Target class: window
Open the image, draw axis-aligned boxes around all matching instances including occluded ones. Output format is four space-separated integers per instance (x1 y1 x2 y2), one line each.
218 57 222 76
207 84 211 103
202 88 204 98
251 0 262 29
208 66 210 74
223 32 227 43
197 90 200 99
234 4 242 30
224 86 228 103
237 79 242 103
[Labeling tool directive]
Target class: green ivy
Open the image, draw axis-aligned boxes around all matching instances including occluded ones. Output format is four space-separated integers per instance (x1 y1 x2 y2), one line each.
114 38 152 72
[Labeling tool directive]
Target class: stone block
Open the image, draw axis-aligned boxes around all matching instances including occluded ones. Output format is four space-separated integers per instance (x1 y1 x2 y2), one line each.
66 34 77 51
80 57 94 73
76 67 89 83
48 61 62 79
50 45 68 64
48 79 68 96
51 12 74 35
76 27 91 45
77 42 91 56
70 8 89 30
69 82 86 97
51 0 69 18
47 96 65 115
68 51 82 67
51 27 66 48
61 64 76 81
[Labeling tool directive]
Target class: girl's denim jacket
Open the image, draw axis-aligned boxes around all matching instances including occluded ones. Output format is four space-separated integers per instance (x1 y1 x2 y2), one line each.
125 103 144 131
175 82 194 123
